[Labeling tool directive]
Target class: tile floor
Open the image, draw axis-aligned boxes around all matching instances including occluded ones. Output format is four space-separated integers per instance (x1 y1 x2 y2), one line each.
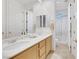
46 43 75 59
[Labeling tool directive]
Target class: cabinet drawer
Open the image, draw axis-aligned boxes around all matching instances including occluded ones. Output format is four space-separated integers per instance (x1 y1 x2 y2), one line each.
40 46 45 57
46 36 52 55
39 40 45 48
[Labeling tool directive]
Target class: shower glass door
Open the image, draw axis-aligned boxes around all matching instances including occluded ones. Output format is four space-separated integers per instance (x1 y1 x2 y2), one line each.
55 1 70 44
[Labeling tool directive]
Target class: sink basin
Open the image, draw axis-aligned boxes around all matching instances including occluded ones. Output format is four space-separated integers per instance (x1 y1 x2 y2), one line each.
3 40 16 49
19 34 38 41
24 34 38 38
17 39 31 42
3 41 30 51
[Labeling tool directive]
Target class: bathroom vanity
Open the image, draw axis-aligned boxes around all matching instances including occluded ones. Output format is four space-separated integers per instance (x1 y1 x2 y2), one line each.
11 36 52 59
3 32 53 59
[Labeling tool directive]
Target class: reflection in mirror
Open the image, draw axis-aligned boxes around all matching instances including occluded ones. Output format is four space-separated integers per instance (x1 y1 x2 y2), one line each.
2 0 31 39
36 15 46 28
25 12 28 34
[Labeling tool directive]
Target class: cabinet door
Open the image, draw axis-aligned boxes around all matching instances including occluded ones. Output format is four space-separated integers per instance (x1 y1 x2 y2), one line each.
46 36 52 56
12 45 38 59
39 40 46 59
39 40 45 48
39 46 45 57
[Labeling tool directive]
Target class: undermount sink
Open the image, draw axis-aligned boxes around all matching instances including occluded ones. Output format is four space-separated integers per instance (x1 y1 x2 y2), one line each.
24 34 38 38
3 41 30 51
19 34 38 40
3 39 17 49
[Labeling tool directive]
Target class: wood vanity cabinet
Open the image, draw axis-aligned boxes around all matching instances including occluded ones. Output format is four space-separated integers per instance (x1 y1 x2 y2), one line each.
11 45 38 59
10 36 52 59
46 36 52 56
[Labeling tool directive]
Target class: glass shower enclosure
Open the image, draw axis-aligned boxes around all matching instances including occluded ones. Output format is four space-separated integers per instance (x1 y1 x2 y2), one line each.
55 1 70 44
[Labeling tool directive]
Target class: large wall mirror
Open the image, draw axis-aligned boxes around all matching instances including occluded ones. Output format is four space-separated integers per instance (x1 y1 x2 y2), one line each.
2 0 35 39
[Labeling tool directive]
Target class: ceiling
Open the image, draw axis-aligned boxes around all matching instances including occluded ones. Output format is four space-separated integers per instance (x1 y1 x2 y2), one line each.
16 0 39 9
16 0 52 9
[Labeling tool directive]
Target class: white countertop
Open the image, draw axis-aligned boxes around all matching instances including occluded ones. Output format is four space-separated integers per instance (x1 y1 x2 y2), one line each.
3 28 52 59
